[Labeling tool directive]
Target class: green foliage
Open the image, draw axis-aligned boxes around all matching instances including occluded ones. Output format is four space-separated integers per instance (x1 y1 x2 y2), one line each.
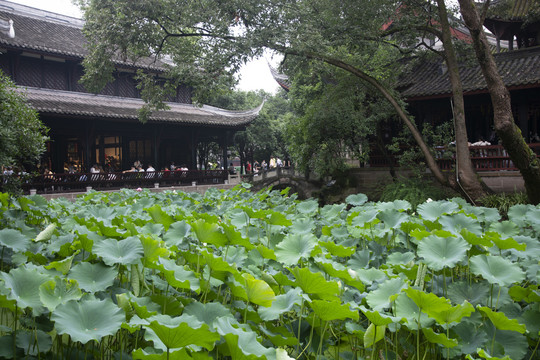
478 192 529 218
377 176 457 209
0 187 538 359
0 70 48 171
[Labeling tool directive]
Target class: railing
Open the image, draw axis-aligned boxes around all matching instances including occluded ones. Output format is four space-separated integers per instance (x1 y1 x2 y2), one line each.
368 143 540 171
1 170 228 195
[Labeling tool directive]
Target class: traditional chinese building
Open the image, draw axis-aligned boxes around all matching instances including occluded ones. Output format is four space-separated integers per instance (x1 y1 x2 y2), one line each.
0 0 261 174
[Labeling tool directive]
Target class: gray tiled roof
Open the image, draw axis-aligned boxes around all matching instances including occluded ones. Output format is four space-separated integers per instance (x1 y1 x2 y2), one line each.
19 87 262 128
398 46 540 99
0 1 164 70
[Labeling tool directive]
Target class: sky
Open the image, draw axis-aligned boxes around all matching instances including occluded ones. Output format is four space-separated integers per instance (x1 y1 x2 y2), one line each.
8 0 281 94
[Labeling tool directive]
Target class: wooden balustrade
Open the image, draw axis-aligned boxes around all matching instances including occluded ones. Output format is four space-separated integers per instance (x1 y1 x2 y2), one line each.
368 143 540 171
1 170 228 194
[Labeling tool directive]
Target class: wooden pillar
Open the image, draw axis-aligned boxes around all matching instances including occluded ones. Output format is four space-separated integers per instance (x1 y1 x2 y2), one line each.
222 130 229 171
190 128 198 170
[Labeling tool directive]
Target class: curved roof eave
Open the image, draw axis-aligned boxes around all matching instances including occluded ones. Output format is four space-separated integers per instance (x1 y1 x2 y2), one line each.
17 87 262 128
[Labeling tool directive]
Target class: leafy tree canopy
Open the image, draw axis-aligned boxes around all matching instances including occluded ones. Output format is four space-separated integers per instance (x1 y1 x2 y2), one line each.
0 71 48 170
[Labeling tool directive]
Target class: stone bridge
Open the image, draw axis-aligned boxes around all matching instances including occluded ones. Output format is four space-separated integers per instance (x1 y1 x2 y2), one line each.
241 168 322 199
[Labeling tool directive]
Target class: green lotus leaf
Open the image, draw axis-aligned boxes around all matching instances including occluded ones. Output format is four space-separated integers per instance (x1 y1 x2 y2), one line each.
163 221 191 248
477 306 526 333
139 235 169 266
422 327 458 348
470 255 525 286
488 221 520 239
241 272 276 307
289 218 315 235
44 253 77 275
222 223 253 249
83 205 116 224
290 267 340 301
439 213 482 236
228 209 250 229
224 246 247 268
183 301 235 327
127 295 160 319
52 298 124 344
0 335 15 359
140 223 165 237
376 209 409 229
1 265 51 313
404 288 452 315
96 221 126 238
296 199 319 215
349 209 379 227
275 233 317 266
267 210 292 226
93 236 144 266
453 321 489 355
15 329 52 356
69 262 117 293
429 301 475 326
34 223 57 242
259 288 303 321
157 258 200 292
317 260 365 291
354 268 387 285
347 249 371 269
507 204 534 227
417 235 469 271
526 208 540 233
475 348 511 360
485 232 526 251
146 314 219 351
483 323 529 360
359 305 401 326
461 229 492 247
319 240 355 257
346 193 368 206
202 251 238 275
132 347 192 360
146 204 175 230
191 219 228 247
363 323 386 348
39 277 82 312
215 317 275 359
310 299 359 321
394 293 435 330
0 228 31 252
330 226 349 239
366 278 407 312
386 251 415 266
417 200 459 221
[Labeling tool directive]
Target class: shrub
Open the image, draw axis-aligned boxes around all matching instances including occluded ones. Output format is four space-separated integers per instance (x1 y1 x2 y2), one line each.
478 191 529 218
377 176 458 209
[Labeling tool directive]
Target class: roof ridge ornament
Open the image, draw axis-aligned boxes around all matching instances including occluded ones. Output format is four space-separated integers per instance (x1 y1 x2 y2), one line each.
0 17 15 38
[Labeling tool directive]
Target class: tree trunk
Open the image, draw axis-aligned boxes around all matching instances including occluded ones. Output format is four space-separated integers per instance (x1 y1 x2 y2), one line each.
458 0 540 204
436 0 492 202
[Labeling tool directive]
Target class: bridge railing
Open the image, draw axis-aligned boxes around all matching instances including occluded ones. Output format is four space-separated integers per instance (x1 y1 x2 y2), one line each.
242 166 299 183
1 170 228 195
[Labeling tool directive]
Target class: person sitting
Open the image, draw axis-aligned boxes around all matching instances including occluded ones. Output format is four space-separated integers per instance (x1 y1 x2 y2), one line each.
228 162 236 175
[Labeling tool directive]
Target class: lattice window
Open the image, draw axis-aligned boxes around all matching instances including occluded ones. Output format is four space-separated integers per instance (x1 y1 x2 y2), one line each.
0 56 10 77
73 66 87 93
177 85 192 104
43 61 67 90
117 73 137 98
100 80 115 96
17 57 41 87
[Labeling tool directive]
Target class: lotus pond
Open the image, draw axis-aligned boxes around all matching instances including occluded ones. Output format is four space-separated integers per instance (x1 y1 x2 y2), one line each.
0 185 539 360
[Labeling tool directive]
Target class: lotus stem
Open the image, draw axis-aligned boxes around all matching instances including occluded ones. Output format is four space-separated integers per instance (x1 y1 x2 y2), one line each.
529 336 540 360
